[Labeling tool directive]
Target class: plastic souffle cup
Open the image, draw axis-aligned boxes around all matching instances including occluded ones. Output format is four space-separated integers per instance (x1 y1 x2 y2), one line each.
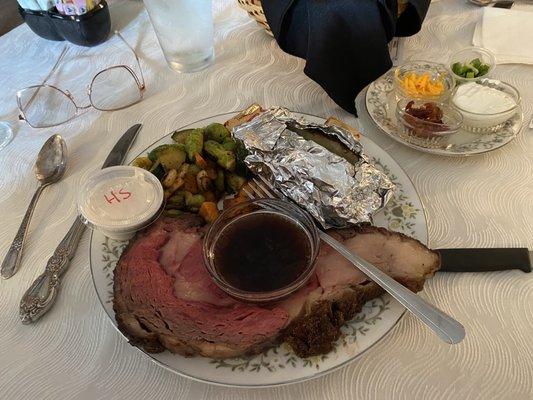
78 166 164 241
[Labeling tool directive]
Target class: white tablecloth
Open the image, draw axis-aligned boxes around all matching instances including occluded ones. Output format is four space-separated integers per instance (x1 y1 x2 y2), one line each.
1 1 532 399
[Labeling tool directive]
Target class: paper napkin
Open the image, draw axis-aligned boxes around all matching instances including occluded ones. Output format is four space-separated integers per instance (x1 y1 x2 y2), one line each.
473 7 533 65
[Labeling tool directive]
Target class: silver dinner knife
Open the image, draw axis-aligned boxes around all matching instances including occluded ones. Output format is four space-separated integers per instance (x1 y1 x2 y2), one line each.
19 124 142 324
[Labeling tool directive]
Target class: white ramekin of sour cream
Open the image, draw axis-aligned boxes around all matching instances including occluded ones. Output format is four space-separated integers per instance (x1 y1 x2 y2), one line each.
78 166 164 241
451 79 520 133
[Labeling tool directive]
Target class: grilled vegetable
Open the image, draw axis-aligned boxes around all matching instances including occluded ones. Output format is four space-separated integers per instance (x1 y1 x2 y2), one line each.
199 202 219 223
205 167 218 180
185 129 204 161
185 192 205 211
131 157 153 170
223 191 249 210
194 153 209 169
167 191 186 210
201 190 216 202
221 138 236 151
149 160 165 180
148 144 186 171
162 169 179 188
196 170 212 192
215 169 225 192
171 128 197 144
205 123 230 143
204 140 236 171
234 139 249 176
186 163 202 177
164 209 184 218
183 174 199 194
138 118 252 219
226 172 247 193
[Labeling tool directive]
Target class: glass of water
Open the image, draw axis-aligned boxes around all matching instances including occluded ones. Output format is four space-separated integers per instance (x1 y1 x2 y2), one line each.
143 0 214 73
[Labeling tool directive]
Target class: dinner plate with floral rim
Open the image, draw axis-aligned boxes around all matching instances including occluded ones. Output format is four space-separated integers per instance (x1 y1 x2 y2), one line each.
364 68 524 156
90 111 428 387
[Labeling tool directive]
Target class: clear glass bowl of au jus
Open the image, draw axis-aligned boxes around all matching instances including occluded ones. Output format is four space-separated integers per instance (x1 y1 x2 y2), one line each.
203 198 320 303
394 61 455 103
449 46 496 84
396 98 463 148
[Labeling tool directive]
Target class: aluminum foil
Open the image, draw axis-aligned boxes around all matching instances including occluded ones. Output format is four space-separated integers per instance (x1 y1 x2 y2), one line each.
232 107 395 229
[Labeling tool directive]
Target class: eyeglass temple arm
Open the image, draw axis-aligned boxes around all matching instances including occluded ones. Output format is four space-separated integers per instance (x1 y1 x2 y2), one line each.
20 45 69 113
115 31 145 89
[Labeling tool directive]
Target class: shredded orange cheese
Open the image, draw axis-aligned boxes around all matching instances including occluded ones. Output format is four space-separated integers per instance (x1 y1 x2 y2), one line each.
399 72 445 97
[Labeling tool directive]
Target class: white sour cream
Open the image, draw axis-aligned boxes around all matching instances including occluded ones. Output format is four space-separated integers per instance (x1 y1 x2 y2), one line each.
452 81 518 132
452 82 516 114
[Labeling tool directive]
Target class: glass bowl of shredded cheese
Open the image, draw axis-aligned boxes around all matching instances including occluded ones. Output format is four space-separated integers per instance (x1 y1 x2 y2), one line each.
394 61 455 102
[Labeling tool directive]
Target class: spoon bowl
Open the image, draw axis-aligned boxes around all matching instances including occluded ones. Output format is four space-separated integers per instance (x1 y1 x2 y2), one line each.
35 134 68 184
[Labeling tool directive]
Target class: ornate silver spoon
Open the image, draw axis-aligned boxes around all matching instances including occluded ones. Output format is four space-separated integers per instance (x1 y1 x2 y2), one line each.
1 134 67 279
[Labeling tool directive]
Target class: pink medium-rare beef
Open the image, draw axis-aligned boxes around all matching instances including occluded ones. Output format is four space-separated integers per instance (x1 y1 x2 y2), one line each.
113 215 289 358
114 215 440 359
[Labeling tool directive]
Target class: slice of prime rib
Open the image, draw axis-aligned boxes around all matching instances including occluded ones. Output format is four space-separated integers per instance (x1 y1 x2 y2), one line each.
113 215 439 359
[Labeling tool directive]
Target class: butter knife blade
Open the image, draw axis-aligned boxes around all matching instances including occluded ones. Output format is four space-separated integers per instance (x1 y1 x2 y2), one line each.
19 124 142 324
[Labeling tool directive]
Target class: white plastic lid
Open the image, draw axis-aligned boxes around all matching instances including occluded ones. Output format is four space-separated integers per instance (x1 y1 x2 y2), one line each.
78 166 164 234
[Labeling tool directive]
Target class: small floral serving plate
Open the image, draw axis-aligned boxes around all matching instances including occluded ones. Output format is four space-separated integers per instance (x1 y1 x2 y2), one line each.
90 112 428 387
365 68 524 156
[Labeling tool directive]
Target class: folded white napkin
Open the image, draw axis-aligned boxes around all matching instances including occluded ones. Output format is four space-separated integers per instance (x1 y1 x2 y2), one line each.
473 7 533 65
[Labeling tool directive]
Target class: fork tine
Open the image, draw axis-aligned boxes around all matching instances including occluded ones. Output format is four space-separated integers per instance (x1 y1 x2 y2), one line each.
249 181 268 199
253 178 276 199
241 186 255 199
257 175 286 199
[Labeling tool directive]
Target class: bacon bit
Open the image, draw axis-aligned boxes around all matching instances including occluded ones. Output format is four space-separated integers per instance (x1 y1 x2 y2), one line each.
403 101 449 139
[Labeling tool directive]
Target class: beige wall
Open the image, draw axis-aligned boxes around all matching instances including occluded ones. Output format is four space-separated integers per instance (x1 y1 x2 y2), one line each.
0 0 23 36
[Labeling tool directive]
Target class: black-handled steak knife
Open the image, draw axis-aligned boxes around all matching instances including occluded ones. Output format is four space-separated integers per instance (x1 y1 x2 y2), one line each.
437 248 532 273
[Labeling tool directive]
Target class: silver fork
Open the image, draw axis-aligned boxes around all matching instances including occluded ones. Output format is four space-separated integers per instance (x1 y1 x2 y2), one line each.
243 175 466 345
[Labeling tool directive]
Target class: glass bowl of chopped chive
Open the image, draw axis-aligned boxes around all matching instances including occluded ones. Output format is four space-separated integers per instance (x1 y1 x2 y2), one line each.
449 46 495 84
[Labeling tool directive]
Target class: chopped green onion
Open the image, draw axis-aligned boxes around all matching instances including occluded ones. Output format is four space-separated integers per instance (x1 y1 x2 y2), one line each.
451 57 490 79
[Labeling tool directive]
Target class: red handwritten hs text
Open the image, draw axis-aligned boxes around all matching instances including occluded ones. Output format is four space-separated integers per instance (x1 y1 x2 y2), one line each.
104 188 132 204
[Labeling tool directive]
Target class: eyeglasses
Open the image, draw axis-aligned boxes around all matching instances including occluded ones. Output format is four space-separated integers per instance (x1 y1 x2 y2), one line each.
16 32 146 129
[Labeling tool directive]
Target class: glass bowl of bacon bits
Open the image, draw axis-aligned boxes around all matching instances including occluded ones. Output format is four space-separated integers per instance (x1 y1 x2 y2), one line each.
395 99 463 147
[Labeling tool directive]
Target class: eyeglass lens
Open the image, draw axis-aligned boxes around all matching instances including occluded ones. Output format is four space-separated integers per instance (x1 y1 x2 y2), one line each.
18 86 77 128
90 66 142 111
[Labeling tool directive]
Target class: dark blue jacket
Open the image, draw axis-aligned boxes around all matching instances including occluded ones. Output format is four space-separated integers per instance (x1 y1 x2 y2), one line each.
262 0 431 114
